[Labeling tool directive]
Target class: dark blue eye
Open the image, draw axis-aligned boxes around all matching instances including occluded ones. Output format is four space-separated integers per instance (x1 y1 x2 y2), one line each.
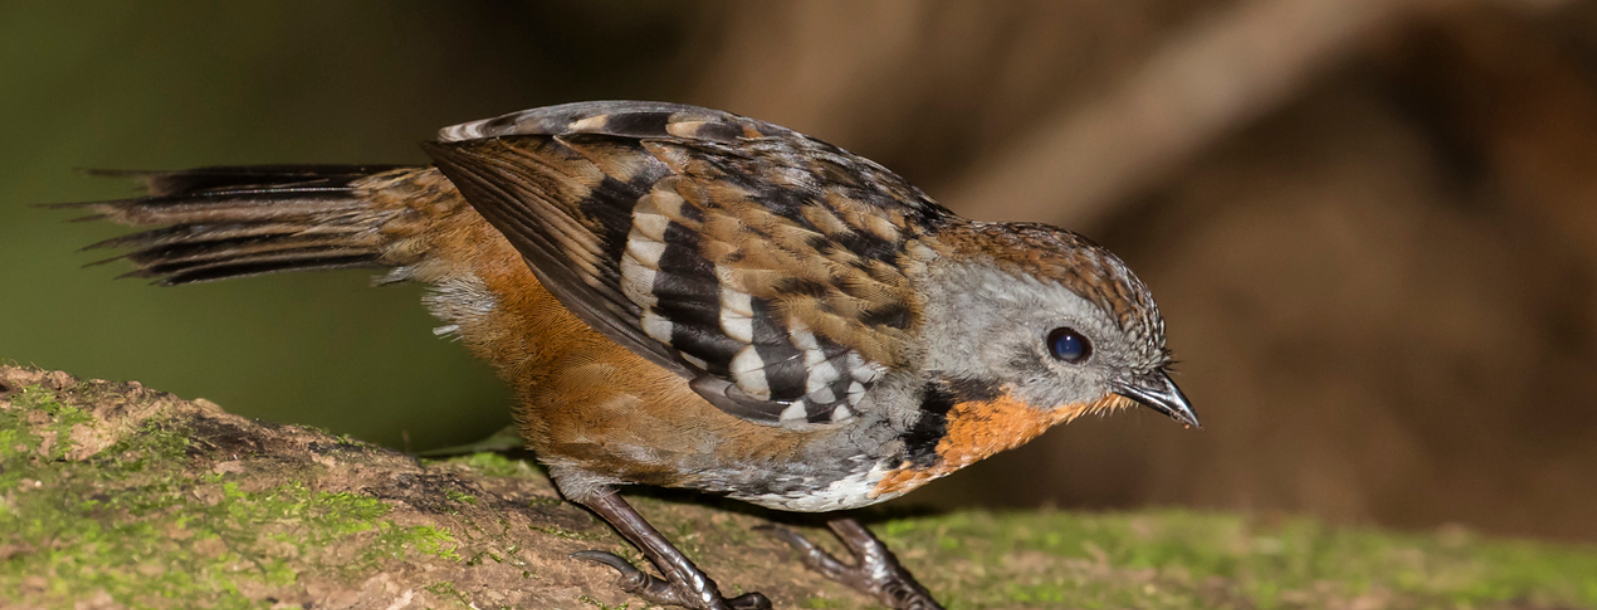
1047 327 1091 363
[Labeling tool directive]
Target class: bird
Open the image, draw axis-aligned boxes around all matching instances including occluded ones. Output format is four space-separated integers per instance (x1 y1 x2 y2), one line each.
65 101 1198 610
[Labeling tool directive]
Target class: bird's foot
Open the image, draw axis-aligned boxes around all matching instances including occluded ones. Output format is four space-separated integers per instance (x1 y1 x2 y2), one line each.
572 550 771 610
758 518 943 610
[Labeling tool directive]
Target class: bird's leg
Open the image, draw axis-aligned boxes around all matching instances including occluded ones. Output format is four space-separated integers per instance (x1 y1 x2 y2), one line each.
572 487 771 610
761 517 943 610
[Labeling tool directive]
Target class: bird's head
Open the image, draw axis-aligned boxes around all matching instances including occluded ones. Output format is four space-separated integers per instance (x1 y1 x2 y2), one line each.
913 221 1197 429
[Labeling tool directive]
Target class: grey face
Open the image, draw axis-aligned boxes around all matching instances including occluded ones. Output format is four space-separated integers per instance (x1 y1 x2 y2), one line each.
918 260 1127 403
918 256 1199 427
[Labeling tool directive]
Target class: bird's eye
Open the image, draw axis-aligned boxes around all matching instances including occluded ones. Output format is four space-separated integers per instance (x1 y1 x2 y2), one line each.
1047 327 1092 363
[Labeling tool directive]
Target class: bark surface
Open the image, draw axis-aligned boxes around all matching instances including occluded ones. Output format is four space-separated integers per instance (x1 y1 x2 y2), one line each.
2 365 1591 610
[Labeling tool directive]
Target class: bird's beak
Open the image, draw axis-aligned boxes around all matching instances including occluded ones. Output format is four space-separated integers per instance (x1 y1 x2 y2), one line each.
1114 371 1200 429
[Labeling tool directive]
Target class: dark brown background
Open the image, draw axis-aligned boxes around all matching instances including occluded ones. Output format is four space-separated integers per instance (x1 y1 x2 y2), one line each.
4 1 1595 543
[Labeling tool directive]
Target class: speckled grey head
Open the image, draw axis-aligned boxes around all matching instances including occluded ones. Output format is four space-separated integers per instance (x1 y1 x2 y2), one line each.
915 221 1197 427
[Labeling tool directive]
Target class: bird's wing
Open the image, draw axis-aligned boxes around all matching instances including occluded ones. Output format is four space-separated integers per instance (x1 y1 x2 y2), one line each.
424 101 954 425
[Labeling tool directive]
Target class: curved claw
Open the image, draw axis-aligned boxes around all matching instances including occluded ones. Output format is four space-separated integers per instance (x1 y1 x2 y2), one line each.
571 550 665 597
571 550 636 573
756 520 944 610
572 490 774 610
571 550 771 609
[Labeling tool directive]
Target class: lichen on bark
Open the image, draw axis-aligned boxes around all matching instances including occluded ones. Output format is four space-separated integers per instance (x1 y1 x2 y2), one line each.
2 365 1594 610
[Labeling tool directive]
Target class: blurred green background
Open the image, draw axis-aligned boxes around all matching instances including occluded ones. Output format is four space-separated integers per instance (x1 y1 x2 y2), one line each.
2 2 707 451
7 1 1597 545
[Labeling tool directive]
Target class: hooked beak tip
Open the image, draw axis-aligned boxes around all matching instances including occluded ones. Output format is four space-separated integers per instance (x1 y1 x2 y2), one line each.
1114 372 1200 430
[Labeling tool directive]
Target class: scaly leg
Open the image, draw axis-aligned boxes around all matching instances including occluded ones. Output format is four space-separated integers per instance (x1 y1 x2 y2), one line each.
572 488 771 610
761 518 943 610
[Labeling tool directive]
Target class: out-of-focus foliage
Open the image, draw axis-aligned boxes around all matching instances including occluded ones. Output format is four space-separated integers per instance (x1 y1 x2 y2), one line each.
0 2 706 451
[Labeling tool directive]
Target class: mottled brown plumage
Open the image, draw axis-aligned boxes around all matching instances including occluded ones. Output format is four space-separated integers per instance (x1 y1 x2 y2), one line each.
69 101 1196 610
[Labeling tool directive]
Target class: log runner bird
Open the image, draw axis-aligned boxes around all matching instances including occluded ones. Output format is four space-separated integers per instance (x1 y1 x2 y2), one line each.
64 101 1198 610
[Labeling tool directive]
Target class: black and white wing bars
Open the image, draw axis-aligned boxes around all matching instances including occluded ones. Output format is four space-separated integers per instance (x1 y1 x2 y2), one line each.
425 101 956 425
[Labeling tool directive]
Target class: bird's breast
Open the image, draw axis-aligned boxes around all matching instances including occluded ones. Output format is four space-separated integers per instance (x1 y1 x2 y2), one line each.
872 390 1138 498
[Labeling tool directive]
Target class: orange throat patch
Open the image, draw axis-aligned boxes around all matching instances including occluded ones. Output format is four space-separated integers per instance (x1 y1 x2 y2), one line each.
873 391 1137 498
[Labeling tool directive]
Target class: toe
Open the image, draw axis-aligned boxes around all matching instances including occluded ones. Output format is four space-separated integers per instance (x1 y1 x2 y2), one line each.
728 592 772 610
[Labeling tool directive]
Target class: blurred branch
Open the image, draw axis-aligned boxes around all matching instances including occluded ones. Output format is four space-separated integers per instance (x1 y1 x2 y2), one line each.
942 0 1462 230
1380 4 1597 261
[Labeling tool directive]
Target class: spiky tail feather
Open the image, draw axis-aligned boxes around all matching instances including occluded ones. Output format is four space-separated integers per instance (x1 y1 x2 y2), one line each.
57 165 417 285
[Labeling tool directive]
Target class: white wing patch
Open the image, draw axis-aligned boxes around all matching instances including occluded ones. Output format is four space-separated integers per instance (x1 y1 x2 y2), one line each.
730 346 772 400
719 286 754 344
779 401 808 422
621 227 668 343
616 167 893 427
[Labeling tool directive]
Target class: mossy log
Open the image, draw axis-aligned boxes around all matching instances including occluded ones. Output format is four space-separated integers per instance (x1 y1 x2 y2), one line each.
2 365 1593 610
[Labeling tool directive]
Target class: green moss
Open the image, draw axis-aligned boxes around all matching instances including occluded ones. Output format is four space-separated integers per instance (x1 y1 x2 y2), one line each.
10 381 1595 609
0 386 459 609
870 509 1597 609
445 489 479 506
0 385 93 491
577 593 632 610
425 580 473 608
439 451 541 479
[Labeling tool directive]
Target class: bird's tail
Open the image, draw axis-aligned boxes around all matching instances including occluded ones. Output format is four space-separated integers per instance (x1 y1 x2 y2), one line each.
58 165 439 285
